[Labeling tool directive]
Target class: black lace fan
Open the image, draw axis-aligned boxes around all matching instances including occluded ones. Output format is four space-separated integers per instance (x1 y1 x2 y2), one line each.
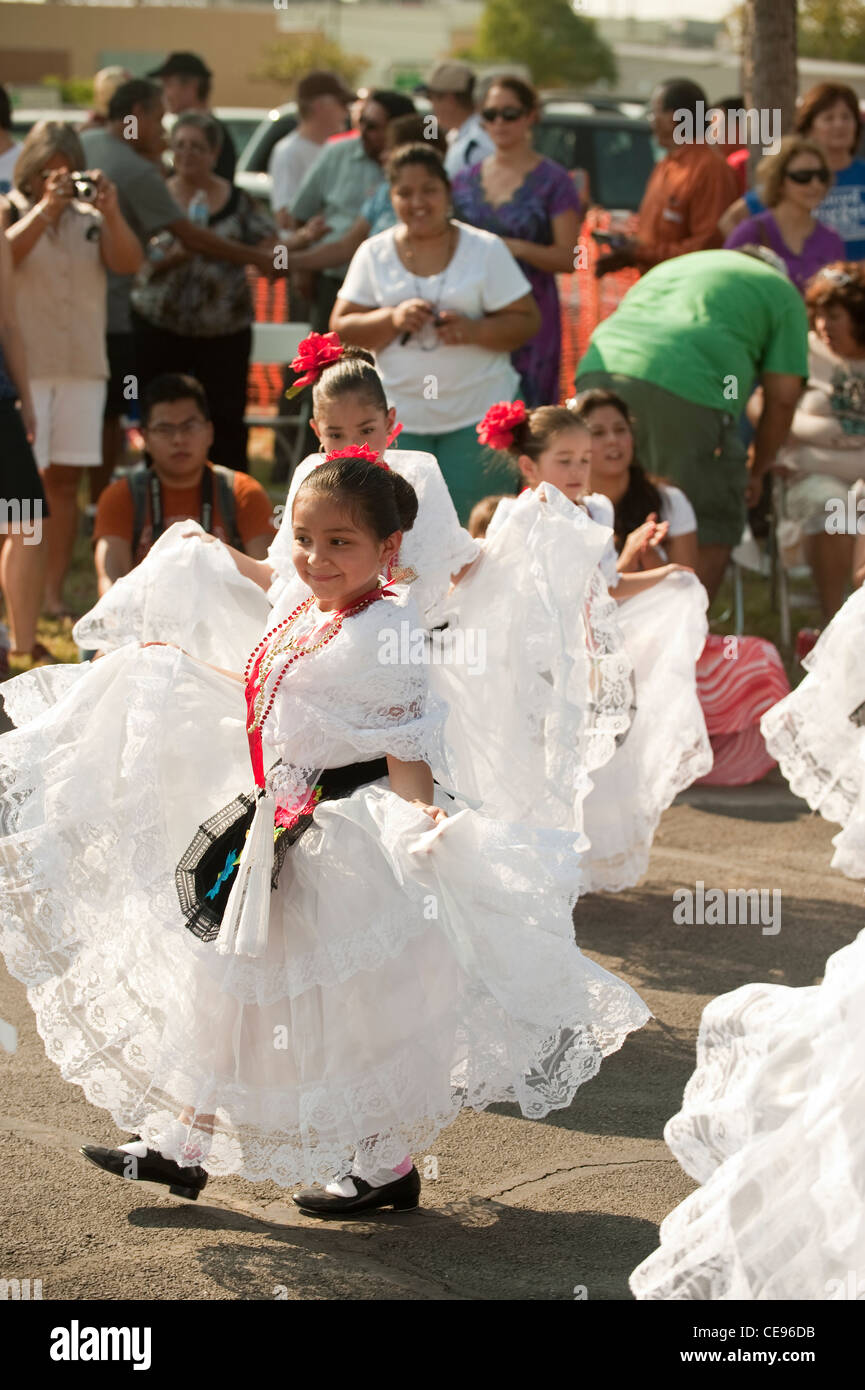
175 792 260 942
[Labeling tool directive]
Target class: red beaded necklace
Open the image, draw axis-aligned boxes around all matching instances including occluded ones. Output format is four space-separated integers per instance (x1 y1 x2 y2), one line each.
244 585 390 740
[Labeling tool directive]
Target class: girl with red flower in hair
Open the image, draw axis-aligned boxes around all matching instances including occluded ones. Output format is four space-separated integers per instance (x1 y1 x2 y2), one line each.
73 332 480 665
432 399 713 893
0 442 649 1214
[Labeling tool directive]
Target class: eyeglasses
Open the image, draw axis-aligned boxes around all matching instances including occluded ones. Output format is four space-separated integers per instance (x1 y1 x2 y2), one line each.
786 167 831 185
146 418 207 439
480 106 526 124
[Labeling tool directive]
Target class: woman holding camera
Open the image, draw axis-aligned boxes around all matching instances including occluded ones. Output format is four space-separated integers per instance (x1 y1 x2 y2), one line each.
331 142 539 522
2 120 141 624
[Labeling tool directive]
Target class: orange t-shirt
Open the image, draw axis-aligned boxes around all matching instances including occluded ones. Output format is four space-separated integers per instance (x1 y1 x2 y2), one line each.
94 464 277 566
635 144 739 269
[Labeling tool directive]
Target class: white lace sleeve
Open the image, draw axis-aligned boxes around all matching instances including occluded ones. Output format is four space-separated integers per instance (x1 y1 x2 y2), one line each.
580 569 635 769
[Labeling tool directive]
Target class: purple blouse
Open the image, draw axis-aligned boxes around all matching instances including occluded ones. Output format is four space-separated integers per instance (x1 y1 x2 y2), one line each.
452 156 581 406
723 212 846 294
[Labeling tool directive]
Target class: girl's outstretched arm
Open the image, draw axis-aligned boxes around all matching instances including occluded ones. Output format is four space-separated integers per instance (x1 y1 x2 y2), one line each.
450 549 483 589
180 527 275 592
612 563 695 602
386 755 447 823
139 641 244 682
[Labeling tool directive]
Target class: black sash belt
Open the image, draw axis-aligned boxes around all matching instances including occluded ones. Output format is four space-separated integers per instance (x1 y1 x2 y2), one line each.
176 757 389 942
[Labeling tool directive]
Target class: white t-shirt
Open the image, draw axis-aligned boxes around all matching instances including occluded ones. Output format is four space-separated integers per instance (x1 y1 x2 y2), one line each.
0 142 20 195
585 484 696 577
658 484 697 536
444 113 495 178
337 222 531 433
269 131 323 215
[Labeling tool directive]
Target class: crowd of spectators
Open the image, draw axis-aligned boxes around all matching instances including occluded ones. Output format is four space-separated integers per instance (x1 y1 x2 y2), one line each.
1 51 864 680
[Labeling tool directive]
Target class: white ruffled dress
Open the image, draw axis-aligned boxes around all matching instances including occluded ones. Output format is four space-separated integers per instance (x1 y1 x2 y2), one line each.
434 485 711 893
0 589 649 1187
630 913 865 1300
761 583 865 878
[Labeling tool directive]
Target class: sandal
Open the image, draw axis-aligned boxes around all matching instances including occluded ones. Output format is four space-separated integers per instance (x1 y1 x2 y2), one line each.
9 643 57 674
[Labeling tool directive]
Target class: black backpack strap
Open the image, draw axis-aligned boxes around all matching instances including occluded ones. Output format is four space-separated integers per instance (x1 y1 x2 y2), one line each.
126 465 152 558
212 465 243 551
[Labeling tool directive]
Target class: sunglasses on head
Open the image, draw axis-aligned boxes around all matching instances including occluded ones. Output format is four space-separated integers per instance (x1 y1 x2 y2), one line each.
786 167 831 185
481 106 525 124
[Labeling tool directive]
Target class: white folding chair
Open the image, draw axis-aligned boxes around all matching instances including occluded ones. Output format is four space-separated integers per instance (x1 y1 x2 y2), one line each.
245 322 312 483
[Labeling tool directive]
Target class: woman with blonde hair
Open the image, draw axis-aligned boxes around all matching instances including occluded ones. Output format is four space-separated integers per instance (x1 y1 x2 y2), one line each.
1 120 142 624
719 82 865 258
723 135 844 292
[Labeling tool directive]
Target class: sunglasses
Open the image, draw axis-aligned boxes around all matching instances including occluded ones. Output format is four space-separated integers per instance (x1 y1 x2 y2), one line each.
786 167 831 185
481 106 526 124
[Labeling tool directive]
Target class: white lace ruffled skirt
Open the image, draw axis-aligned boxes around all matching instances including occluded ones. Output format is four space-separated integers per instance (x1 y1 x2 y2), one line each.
0 647 649 1188
761 585 865 879
630 926 865 1300
582 572 712 893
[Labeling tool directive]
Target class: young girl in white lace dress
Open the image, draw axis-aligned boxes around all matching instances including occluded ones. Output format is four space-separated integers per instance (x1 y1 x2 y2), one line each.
0 448 649 1214
436 401 711 892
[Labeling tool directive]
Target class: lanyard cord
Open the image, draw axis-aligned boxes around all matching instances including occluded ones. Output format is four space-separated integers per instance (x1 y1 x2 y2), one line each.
148 465 215 543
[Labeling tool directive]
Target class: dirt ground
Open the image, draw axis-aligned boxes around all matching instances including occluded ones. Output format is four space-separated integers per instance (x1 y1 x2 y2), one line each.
1 771 861 1302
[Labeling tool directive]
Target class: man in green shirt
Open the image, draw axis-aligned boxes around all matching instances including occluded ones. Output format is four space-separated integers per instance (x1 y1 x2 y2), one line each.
289 89 415 332
577 248 808 600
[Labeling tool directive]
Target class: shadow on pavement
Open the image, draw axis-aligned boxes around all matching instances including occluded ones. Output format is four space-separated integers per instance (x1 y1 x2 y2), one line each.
129 1200 660 1301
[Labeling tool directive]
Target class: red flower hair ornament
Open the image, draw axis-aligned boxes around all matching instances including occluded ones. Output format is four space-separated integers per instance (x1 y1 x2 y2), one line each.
477 400 528 450
285 331 344 399
323 443 390 471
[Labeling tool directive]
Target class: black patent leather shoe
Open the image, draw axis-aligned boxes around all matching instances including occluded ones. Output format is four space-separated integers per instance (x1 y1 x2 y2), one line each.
79 1135 208 1201
292 1166 420 1216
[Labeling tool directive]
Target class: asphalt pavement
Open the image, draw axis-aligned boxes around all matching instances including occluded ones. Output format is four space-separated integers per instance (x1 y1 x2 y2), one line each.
1 771 861 1301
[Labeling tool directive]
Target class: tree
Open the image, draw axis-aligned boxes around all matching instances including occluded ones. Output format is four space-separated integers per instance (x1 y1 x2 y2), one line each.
468 0 617 89
252 34 367 92
742 0 798 177
799 0 865 63
42 75 94 108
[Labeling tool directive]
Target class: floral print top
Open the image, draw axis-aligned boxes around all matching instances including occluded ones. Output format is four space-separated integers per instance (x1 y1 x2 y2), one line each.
131 186 275 338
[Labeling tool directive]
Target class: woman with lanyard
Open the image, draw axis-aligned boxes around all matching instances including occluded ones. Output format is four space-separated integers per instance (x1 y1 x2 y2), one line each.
331 142 540 524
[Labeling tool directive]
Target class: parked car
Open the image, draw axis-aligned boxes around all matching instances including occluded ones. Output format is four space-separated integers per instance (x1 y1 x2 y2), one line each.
234 102 299 205
234 99 655 214
9 108 89 143
534 102 655 212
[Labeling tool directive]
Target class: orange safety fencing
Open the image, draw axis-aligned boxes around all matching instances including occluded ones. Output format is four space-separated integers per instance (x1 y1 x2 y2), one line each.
558 206 640 402
246 219 640 416
247 271 289 411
